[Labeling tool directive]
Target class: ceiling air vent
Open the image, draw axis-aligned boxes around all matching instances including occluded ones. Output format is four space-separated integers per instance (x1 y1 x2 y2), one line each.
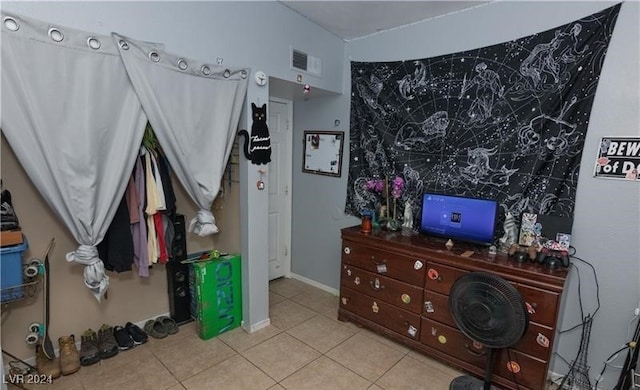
292 49 308 71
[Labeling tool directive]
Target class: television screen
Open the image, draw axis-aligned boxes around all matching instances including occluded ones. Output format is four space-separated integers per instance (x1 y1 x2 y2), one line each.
420 193 498 246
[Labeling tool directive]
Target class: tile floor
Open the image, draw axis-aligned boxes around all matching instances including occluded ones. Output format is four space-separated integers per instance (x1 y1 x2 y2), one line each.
9 277 526 390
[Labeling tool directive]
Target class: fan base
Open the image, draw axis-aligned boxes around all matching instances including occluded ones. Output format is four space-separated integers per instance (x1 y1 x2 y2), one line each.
449 375 500 390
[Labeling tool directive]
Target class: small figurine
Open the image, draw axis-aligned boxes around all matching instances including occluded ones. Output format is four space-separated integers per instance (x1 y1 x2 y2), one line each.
445 239 454 250
379 205 388 220
402 201 413 228
499 211 519 250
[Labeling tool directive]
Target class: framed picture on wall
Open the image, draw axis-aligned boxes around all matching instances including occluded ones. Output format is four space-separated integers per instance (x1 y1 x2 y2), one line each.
302 131 344 177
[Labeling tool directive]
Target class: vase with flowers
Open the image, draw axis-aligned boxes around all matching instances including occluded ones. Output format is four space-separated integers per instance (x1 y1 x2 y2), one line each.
364 177 384 228
364 174 404 230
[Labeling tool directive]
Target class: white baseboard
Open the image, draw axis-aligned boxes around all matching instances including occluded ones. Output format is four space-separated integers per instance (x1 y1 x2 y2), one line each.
548 370 564 387
290 273 339 296
244 318 271 333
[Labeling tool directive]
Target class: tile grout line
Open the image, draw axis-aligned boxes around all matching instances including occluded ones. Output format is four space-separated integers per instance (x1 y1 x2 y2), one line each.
370 351 409 387
267 290 370 389
149 346 187 389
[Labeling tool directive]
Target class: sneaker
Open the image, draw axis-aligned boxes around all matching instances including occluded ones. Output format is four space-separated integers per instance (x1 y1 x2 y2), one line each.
79 329 100 366
35 345 61 379
125 322 148 345
97 324 119 359
113 326 134 350
58 335 81 375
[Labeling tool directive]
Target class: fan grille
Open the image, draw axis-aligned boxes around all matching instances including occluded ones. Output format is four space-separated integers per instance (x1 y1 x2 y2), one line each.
449 272 528 349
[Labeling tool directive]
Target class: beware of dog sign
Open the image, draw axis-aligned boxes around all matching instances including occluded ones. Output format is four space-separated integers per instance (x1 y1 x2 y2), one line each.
594 137 640 181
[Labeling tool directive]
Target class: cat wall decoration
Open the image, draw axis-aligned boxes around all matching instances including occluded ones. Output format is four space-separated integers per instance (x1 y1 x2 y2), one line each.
239 103 272 165
346 4 621 232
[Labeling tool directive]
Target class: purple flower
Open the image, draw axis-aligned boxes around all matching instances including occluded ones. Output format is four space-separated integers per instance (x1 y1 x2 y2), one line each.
391 176 404 199
365 179 384 193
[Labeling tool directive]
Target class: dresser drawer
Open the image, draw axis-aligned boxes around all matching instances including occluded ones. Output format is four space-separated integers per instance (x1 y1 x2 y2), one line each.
340 287 421 340
494 348 547 390
424 263 559 328
341 241 425 286
513 322 554 361
517 284 559 327
423 290 456 327
421 318 547 390
423 290 553 361
341 265 423 313
424 262 466 294
420 318 487 369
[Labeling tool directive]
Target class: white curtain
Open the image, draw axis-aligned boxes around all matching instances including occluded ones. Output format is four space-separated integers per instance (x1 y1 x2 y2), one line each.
1 13 148 301
114 33 249 235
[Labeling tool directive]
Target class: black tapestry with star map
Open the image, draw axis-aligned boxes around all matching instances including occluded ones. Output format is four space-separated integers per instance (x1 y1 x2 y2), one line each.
346 4 620 236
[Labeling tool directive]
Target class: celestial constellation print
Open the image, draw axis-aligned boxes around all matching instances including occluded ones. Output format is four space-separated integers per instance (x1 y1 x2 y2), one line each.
346 4 621 236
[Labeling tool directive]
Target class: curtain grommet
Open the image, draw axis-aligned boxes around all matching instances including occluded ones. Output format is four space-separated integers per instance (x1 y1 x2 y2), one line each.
2 16 19 32
149 51 160 63
177 58 188 71
48 27 64 42
223 69 231 78
118 40 129 50
240 70 248 79
201 65 211 76
87 37 101 50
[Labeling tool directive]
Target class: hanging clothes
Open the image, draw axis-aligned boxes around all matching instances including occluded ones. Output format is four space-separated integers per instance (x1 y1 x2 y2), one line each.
156 152 177 259
96 142 179 275
143 150 160 264
97 195 135 272
154 213 169 263
130 156 149 277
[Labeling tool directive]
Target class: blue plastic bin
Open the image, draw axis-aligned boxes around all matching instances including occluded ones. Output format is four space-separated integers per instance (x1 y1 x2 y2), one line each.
1 237 28 302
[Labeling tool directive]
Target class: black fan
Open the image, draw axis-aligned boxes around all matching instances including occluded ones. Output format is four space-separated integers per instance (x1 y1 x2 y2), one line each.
448 272 529 390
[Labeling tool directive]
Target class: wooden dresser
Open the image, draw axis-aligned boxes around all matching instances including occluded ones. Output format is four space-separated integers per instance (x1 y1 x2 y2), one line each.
338 226 568 390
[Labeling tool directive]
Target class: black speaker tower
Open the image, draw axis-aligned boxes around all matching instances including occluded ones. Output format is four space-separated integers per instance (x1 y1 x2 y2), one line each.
166 214 193 325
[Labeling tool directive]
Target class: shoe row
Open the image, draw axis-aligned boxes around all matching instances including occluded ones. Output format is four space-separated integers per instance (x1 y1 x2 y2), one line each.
36 318 179 379
36 322 149 379
80 322 148 366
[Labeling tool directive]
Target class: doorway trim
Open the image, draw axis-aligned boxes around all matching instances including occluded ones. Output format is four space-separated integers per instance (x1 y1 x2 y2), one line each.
268 96 293 280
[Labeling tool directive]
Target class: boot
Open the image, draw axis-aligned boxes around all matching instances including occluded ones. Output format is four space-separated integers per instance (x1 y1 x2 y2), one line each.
58 335 81 375
80 329 100 366
35 345 61 379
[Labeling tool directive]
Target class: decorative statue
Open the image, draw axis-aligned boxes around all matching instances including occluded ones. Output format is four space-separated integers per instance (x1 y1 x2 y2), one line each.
379 205 388 220
238 103 271 165
402 201 413 228
499 211 519 249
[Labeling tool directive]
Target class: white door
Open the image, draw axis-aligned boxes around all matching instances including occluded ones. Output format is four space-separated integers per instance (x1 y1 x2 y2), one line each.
267 98 292 280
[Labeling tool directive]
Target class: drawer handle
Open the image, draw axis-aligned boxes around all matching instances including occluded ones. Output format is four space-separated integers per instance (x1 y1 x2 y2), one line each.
369 278 385 291
464 343 487 357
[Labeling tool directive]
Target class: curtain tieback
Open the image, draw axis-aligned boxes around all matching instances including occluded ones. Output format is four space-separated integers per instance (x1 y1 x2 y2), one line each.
188 209 219 236
66 244 109 302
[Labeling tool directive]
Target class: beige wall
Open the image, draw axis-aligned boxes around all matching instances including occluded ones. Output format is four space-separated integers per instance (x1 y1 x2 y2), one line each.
0 134 240 360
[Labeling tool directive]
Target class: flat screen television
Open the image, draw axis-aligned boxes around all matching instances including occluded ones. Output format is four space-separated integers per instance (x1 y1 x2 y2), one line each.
419 193 498 246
